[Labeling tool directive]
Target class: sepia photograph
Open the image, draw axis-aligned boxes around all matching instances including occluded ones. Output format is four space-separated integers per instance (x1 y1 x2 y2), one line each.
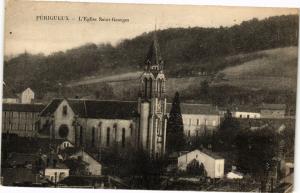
1 0 299 192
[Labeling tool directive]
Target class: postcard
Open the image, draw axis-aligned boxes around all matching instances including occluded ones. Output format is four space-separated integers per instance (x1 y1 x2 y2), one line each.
1 0 299 192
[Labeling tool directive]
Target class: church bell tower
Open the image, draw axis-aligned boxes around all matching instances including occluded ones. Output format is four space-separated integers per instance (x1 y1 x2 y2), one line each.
138 31 167 159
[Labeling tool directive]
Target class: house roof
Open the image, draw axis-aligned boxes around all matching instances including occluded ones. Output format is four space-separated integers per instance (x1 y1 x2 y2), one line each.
45 162 69 170
40 98 138 119
167 103 219 115
260 103 286 110
2 103 45 113
40 98 64 116
1 168 43 186
179 149 223 160
6 153 39 166
219 105 260 113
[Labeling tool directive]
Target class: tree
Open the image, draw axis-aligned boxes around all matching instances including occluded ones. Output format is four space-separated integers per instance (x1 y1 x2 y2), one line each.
215 110 240 151
235 127 278 189
186 159 207 176
200 80 209 98
167 92 185 153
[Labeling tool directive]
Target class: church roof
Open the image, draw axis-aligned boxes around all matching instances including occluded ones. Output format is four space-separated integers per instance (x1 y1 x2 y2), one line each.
40 99 63 116
167 103 219 115
40 98 138 119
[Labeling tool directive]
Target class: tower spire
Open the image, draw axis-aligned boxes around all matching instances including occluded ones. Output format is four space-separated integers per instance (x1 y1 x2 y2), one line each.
144 23 164 74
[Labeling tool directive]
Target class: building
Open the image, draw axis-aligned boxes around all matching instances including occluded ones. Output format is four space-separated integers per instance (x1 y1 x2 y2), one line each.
20 88 35 104
2 103 45 137
177 149 224 179
260 103 286 119
2 98 18 104
168 103 220 137
219 106 261 119
42 152 70 183
44 163 69 183
219 103 286 119
69 149 102 176
39 34 167 159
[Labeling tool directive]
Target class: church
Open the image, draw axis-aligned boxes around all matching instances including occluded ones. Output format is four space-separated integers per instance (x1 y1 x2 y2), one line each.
40 34 168 159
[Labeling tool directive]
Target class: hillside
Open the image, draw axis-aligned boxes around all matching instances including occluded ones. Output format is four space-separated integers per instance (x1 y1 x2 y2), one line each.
3 14 299 102
64 46 297 110
213 46 298 91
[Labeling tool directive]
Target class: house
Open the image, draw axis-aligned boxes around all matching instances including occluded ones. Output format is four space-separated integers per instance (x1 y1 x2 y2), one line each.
1 168 48 186
5 153 40 168
20 88 35 104
2 103 45 137
57 140 102 176
42 153 69 183
178 149 224 179
44 163 69 183
219 106 261 119
69 149 102 176
260 103 286 119
167 103 220 137
2 98 18 104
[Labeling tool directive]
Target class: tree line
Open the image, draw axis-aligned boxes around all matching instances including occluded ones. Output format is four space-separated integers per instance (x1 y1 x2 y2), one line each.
4 15 298 99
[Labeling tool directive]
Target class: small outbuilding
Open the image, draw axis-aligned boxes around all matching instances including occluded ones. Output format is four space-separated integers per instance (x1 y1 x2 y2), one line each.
177 149 224 179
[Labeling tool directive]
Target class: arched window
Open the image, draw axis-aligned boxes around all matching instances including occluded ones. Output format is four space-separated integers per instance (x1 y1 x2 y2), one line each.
79 126 83 146
149 78 152 98
129 123 134 136
106 127 110 147
144 78 148 98
113 123 118 141
159 79 163 97
92 127 95 147
122 128 126 148
98 122 102 145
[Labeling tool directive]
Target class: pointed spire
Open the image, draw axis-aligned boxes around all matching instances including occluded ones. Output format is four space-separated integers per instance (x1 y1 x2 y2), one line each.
144 26 164 73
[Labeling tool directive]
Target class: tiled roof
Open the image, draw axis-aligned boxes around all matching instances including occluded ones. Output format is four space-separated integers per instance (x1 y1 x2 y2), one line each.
180 149 223 160
167 103 219 115
45 162 69 170
1 168 43 186
2 103 45 113
84 100 138 119
40 98 64 116
201 148 223 160
260 103 286 110
218 105 260 113
40 98 138 119
6 153 39 166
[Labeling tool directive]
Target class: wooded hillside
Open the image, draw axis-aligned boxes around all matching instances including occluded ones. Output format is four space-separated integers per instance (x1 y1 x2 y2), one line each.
3 15 298 100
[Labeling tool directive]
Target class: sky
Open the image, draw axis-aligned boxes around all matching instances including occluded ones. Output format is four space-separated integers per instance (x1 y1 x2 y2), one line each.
4 0 299 56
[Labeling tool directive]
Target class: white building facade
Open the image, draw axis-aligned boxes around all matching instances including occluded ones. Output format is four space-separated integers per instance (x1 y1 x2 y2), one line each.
178 149 224 179
20 88 35 104
167 104 220 137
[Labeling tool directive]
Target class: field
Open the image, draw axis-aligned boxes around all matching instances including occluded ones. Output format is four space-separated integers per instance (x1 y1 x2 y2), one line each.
214 47 298 91
66 46 298 102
